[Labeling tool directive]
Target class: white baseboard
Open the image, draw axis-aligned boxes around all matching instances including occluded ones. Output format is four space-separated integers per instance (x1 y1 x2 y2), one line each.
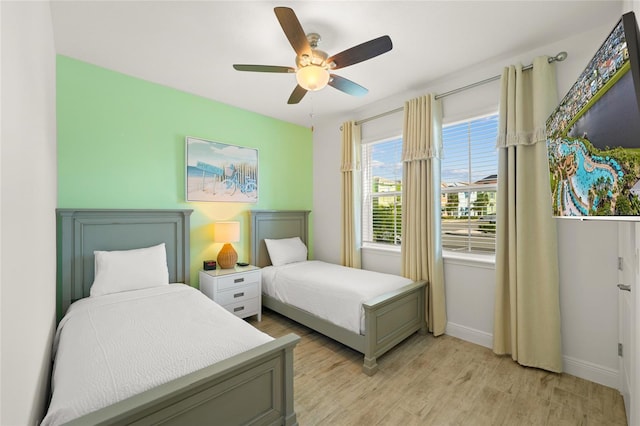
445 321 620 390
445 321 493 349
562 355 619 389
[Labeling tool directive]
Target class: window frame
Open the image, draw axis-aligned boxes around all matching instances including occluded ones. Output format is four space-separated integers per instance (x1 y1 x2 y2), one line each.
358 111 499 261
361 135 403 250
440 112 499 256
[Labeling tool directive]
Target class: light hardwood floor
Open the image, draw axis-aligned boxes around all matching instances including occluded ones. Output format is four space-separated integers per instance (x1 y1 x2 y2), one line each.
249 309 627 426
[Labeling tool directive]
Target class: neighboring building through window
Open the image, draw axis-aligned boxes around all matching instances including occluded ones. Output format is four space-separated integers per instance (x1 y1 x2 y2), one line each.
362 137 403 247
441 114 499 253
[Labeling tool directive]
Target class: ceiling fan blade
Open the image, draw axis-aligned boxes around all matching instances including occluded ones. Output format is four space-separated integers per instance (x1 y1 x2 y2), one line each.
327 35 393 70
274 7 312 58
233 64 295 73
288 85 308 104
328 74 368 97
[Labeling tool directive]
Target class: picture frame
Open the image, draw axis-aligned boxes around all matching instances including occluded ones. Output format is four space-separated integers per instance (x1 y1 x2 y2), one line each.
186 137 258 202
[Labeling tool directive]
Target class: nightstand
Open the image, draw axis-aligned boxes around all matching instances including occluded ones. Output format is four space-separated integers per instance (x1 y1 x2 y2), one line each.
199 265 261 321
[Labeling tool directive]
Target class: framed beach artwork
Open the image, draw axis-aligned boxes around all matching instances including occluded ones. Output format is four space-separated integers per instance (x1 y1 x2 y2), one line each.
186 137 258 202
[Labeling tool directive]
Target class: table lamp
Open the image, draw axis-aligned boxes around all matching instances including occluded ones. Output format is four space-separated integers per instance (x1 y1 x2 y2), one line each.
214 221 240 269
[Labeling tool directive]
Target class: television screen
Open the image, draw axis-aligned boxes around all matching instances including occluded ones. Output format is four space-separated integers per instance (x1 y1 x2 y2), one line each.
547 12 640 217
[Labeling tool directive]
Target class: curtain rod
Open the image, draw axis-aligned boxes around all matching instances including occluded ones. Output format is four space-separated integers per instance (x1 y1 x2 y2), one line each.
353 51 568 126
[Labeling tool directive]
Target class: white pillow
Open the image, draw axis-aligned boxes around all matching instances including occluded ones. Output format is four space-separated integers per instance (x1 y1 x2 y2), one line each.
90 243 169 297
264 237 307 266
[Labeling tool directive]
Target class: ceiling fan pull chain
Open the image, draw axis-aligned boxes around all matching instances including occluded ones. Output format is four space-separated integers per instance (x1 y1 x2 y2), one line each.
309 93 315 132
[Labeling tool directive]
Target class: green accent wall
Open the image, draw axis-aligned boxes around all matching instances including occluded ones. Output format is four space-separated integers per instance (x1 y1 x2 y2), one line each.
57 55 313 285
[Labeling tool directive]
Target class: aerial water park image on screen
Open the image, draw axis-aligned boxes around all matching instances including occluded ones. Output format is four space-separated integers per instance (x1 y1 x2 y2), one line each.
547 12 640 217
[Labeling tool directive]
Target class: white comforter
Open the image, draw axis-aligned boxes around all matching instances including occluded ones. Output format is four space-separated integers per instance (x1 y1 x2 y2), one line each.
261 260 413 334
41 284 273 426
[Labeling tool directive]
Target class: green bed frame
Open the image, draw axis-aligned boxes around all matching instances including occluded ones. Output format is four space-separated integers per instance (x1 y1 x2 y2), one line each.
55 209 299 426
250 210 427 376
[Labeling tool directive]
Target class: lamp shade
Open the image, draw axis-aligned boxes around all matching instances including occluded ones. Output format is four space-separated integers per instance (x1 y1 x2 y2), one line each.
296 65 330 91
213 221 240 243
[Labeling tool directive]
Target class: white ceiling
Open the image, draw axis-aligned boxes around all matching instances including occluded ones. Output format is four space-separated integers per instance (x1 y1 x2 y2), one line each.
50 1 623 127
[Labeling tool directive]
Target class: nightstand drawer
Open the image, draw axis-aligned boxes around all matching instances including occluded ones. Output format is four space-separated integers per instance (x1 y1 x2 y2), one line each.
216 271 260 291
199 266 262 321
215 284 259 305
223 297 259 318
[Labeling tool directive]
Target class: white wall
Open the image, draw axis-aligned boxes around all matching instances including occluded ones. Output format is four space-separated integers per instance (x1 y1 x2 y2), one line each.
312 6 626 387
1 1 57 424
557 220 619 384
443 257 496 348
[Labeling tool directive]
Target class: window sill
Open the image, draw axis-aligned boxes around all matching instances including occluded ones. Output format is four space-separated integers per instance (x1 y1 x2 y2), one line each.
443 250 495 268
361 243 401 256
362 245 495 268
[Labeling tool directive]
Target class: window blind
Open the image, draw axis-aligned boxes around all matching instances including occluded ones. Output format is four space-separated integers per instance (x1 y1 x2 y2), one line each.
362 137 403 246
441 114 499 253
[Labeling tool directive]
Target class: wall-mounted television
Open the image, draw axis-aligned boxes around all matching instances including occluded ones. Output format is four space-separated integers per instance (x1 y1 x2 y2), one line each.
547 12 640 217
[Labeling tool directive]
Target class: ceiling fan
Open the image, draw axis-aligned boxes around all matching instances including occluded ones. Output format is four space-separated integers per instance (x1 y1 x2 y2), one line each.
233 7 393 104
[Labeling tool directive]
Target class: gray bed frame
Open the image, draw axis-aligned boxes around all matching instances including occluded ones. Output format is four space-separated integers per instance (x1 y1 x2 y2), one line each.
55 209 299 426
250 210 427 376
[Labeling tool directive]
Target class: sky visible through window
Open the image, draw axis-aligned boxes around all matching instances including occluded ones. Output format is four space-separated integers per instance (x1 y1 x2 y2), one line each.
442 114 499 185
370 137 403 182
369 114 499 184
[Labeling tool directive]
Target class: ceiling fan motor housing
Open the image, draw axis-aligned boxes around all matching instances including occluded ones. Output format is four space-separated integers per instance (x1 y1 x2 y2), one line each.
296 33 331 69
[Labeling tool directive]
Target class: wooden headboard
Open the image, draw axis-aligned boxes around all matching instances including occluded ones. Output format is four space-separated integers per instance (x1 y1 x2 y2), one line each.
56 209 192 321
250 210 310 267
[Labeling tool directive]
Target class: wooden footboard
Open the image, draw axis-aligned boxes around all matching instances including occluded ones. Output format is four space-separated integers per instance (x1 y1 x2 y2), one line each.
263 280 427 376
65 334 300 426
362 280 427 375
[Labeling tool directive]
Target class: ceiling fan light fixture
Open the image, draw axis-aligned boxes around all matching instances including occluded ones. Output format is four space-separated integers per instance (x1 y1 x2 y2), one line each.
296 65 330 91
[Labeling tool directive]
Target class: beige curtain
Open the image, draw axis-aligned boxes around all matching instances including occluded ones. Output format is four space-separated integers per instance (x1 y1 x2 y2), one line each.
401 95 446 336
493 57 562 372
340 121 362 268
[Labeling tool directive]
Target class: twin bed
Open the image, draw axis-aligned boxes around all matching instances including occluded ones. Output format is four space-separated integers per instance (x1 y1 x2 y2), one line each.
48 209 298 426
250 210 427 376
47 208 427 425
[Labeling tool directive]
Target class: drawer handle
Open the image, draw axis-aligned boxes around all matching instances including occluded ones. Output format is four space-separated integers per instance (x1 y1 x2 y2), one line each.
233 306 244 312
234 278 245 283
233 292 244 298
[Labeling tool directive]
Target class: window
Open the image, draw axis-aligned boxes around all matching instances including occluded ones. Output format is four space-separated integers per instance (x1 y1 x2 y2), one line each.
441 114 499 253
362 137 403 247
